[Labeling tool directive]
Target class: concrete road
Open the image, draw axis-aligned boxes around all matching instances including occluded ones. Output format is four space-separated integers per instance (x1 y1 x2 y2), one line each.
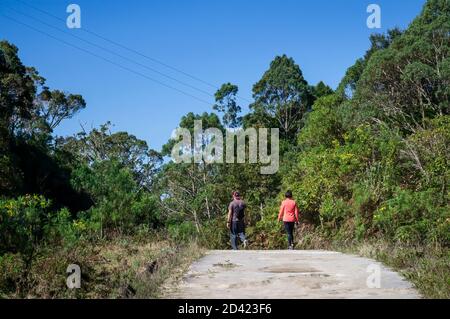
166 250 420 299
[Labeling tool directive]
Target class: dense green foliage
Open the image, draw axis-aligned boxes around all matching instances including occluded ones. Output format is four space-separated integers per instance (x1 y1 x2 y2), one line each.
0 0 448 298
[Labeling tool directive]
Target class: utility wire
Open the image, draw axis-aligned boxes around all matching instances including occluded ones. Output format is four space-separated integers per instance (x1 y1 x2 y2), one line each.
13 0 253 104
0 14 212 105
3 5 215 98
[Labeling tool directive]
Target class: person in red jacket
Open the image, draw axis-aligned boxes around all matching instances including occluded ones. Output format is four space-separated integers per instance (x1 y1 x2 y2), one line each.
278 190 299 250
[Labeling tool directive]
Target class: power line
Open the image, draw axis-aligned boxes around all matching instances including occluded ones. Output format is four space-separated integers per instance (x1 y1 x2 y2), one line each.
13 0 253 104
0 14 212 105
3 5 215 99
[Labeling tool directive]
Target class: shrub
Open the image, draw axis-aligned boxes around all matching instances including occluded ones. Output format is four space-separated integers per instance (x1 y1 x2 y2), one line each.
373 189 449 245
0 195 52 295
167 221 197 242
198 218 229 249
0 195 51 256
46 208 84 248
71 160 162 236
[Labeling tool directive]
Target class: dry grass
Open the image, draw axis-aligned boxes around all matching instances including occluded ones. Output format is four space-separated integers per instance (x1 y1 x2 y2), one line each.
296 232 450 299
347 241 450 299
0 235 204 299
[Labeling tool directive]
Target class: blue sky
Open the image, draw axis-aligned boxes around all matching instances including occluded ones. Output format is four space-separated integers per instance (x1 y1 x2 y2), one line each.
0 0 426 150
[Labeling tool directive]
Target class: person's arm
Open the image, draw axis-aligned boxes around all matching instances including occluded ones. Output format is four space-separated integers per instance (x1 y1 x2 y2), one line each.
278 202 284 221
227 205 232 229
294 202 299 223
243 201 247 224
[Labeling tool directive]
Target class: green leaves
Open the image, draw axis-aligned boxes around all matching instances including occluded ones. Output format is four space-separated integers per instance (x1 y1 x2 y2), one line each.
71 160 158 236
0 195 52 255
0 40 87 198
37 89 86 131
298 94 344 149
355 0 450 133
374 188 449 245
312 81 334 100
213 83 242 128
275 1 450 246
250 54 313 140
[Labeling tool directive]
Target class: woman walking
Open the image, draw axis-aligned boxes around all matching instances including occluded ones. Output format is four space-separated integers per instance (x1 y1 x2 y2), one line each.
278 190 299 250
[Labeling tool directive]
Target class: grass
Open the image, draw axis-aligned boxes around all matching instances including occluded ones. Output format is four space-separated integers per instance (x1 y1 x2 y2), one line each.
0 234 205 299
2 226 447 299
295 230 450 299
349 242 450 299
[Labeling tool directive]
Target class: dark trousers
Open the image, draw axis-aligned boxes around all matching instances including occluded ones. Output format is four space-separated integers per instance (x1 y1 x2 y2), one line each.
284 222 295 247
230 221 246 250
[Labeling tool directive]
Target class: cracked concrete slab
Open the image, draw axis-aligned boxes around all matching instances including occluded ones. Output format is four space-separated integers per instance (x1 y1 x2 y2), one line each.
166 250 420 299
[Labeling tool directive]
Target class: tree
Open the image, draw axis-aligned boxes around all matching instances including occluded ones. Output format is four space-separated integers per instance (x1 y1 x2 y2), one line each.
250 55 313 141
312 81 334 99
356 0 449 133
0 41 86 198
0 42 36 194
59 122 162 191
336 28 403 99
298 94 344 149
213 83 242 128
273 0 450 247
71 160 160 237
37 89 86 132
160 113 225 232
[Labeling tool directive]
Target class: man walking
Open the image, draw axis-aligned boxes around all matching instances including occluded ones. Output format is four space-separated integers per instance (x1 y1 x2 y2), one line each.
278 190 300 250
227 191 248 250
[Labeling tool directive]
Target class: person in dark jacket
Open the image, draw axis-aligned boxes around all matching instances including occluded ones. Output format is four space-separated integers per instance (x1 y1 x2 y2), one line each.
227 191 248 250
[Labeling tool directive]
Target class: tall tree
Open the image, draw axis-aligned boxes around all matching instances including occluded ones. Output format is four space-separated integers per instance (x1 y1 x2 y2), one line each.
58 122 162 191
0 42 36 194
160 113 225 231
0 41 86 197
356 0 449 133
312 81 334 99
336 28 403 99
37 89 86 132
250 55 313 141
213 83 242 128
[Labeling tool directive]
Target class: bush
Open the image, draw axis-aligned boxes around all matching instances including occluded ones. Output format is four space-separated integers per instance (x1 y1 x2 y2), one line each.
46 208 85 248
167 221 197 242
71 161 163 237
0 253 23 297
373 189 449 245
130 193 162 228
0 195 51 256
198 218 229 249
0 195 53 295
253 203 287 249
319 194 351 228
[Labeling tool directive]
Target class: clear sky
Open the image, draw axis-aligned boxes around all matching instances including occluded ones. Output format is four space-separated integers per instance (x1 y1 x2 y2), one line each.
0 0 426 150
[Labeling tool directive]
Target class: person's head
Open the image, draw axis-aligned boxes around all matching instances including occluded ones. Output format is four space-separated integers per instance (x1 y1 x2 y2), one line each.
233 191 241 200
285 190 293 199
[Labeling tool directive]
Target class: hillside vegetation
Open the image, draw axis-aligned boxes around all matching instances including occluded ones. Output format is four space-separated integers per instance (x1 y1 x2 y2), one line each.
1 0 449 298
